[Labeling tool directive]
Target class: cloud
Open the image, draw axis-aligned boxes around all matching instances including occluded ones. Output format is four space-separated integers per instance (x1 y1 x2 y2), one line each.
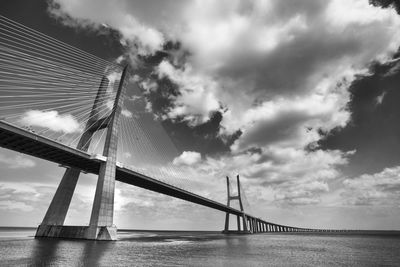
228 86 351 152
167 147 352 205
0 184 41 212
0 154 36 169
375 92 386 105
175 0 400 89
44 0 400 211
121 109 133 118
370 0 400 14
153 0 400 142
0 200 33 212
19 110 81 134
49 0 165 56
48 0 400 130
342 166 400 206
0 181 96 225
241 148 352 205
156 60 221 125
274 181 329 205
173 151 201 165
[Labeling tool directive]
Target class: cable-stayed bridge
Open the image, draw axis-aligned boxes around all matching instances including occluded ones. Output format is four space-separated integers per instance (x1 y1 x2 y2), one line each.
0 15 342 240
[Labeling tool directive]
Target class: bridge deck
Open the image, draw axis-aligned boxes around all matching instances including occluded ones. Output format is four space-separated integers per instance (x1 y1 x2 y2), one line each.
0 121 245 216
0 120 333 231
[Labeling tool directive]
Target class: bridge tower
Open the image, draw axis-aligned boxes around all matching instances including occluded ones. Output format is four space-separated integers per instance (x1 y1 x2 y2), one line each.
223 175 250 234
35 66 129 240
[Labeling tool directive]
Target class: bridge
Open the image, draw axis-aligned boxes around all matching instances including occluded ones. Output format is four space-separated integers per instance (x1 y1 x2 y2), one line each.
0 15 342 240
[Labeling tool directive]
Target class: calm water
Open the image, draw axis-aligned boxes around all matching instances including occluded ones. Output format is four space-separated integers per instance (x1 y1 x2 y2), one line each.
0 227 399 266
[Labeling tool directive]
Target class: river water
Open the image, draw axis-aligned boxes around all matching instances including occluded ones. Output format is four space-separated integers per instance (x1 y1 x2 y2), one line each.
0 227 399 266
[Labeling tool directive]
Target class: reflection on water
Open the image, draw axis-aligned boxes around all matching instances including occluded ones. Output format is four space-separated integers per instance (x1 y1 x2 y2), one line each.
81 240 111 266
0 228 399 266
30 239 60 266
28 238 111 266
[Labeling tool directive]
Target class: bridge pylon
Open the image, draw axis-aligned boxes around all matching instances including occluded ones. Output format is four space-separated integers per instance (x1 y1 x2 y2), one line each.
35 66 129 241
222 175 251 234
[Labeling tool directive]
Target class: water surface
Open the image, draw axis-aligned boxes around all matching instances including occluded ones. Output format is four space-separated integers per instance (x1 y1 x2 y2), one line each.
0 227 399 266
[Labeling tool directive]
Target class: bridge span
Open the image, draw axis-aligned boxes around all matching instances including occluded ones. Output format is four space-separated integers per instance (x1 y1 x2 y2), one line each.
0 15 346 240
0 120 341 237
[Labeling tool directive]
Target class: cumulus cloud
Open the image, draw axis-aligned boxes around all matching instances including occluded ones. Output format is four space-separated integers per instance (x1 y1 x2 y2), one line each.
157 60 221 125
48 0 400 128
168 147 353 205
229 85 351 151
19 110 81 134
45 0 400 209
173 151 202 165
121 109 133 118
342 166 400 206
124 0 400 184
49 0 165 56
0 154 36 169
159 0 400 140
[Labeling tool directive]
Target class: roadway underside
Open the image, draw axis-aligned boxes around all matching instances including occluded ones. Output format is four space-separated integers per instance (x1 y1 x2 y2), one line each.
0 120 243 216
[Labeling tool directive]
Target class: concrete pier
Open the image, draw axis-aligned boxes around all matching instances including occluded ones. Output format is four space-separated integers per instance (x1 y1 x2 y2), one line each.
223 175 253 234
35 225 117 240
35 67 129 241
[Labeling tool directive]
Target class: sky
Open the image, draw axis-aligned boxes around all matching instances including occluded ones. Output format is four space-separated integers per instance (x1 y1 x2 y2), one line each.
0 0 400 230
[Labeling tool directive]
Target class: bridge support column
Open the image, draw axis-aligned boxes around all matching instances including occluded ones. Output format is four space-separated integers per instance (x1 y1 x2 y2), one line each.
36 168 80 227
248 218 252 233
223 175 251 234
36 67 129 241
242 214 249 232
